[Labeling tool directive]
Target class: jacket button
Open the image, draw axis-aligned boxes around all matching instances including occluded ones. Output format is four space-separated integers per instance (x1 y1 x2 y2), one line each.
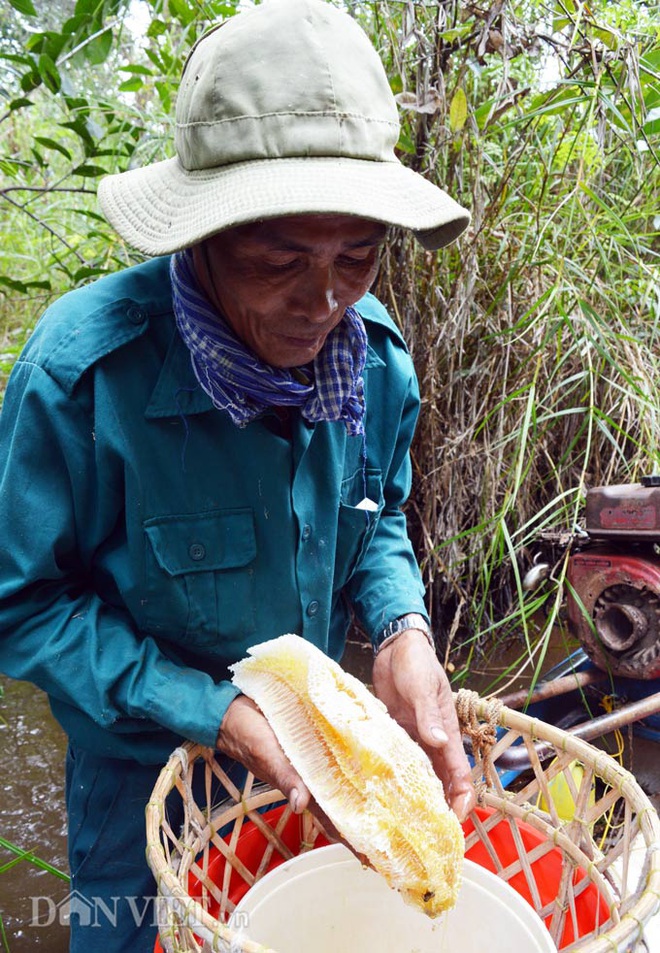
306 600 319 617
127 305 147 325
301 524 312 541
189 543 206 561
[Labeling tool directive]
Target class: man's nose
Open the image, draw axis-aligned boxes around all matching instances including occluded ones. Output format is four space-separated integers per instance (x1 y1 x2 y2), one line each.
302 267 339 323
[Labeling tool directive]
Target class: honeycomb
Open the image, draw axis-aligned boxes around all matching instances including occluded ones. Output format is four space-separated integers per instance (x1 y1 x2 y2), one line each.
230 634 464 917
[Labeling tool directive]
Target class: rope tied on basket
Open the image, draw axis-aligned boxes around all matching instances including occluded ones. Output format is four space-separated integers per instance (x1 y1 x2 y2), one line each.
456 689 503 797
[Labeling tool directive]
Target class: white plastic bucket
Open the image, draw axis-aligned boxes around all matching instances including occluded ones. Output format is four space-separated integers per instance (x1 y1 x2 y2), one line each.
234 843 557 952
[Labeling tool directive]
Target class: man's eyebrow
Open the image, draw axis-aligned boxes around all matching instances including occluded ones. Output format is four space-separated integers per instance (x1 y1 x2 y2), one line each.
252 226 387 252
345 230 388 248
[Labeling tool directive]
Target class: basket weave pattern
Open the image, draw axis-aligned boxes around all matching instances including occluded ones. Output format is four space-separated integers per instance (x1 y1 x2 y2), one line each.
146 691 660 953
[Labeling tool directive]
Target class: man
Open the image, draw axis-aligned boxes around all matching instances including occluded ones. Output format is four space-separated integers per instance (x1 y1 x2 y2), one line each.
0 1 475 950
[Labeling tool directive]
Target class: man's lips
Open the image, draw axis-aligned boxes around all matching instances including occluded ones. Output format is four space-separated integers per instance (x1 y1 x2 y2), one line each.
281 333 324 348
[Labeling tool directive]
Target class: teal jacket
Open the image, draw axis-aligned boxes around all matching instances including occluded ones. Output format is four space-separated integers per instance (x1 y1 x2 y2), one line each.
0 257 427 763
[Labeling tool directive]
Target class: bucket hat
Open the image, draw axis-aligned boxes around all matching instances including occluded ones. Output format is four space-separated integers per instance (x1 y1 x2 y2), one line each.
98 0 470 255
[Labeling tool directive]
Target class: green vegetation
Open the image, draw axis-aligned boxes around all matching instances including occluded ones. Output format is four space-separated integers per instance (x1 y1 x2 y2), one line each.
0 835 69 881
367 0 660 688
1 0 659 685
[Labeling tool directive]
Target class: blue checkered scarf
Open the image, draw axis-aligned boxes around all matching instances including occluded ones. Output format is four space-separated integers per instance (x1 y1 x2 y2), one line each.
170 250 367 436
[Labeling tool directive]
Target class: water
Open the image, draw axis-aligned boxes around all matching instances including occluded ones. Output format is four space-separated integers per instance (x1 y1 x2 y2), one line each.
0 677 69 953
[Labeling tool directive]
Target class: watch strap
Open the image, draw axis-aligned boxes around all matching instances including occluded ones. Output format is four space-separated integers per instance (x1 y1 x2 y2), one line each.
373 613 434 656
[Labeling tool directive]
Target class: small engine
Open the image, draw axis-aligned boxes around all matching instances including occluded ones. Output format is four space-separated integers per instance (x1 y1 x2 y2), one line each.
566 477 660 680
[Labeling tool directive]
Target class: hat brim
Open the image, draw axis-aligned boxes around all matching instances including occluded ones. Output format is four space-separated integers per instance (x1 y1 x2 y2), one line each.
98 156 470 256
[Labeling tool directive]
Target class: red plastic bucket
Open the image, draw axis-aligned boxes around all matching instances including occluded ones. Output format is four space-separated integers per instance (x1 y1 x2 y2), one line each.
154 804 609 951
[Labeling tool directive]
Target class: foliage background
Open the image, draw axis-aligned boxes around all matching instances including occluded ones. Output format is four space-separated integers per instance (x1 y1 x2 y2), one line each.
1 0 660 689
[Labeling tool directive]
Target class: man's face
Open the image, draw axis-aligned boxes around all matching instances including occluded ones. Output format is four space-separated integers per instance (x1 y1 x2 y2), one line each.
192 214 387 368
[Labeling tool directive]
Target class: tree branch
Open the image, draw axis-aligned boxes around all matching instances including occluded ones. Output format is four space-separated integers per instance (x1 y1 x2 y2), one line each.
0 186 97 196
0 192 87 264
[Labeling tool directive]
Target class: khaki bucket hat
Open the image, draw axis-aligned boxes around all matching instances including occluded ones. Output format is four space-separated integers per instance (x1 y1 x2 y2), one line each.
98 0 470 256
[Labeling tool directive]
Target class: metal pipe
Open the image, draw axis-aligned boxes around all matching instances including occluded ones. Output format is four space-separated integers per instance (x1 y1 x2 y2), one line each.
491 691 660 771
499 670 605 711
596 603 648 652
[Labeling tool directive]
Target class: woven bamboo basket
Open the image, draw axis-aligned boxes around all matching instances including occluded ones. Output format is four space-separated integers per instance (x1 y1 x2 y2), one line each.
146 690 660 953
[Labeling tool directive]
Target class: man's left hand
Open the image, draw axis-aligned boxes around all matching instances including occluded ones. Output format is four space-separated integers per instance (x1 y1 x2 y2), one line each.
372 628 476 822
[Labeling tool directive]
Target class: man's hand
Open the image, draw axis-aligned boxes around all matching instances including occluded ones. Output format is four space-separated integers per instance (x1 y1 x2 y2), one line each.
372 629 476 822
216 695 345 841
216 695 311 814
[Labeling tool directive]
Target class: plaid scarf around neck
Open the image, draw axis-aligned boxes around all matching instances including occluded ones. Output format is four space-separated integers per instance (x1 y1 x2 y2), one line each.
170 250 367 435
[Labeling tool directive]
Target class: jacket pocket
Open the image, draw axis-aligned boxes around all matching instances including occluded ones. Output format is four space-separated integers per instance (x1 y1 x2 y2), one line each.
143 509 257 647
334 469 384 586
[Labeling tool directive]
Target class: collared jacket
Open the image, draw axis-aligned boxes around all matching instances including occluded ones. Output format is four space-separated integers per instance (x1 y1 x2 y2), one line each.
0 257 427 763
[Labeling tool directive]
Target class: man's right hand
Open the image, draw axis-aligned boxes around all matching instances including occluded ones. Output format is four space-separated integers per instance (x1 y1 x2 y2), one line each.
215 695 311 814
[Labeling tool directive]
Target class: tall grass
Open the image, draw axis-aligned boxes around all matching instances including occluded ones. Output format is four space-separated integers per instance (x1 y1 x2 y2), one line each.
368 0 660 684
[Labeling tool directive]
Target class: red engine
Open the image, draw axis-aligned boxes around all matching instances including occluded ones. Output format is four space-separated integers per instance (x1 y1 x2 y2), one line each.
566 479 660 680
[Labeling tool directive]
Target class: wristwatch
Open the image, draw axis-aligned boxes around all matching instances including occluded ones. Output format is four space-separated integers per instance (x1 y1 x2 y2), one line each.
373 613 434 656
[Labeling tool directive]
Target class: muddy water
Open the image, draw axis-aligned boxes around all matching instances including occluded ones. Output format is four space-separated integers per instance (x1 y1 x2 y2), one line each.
0 677 69 953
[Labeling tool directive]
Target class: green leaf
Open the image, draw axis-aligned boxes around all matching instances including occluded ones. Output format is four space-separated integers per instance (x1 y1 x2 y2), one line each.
643 112 660 136
74 163 108 177
105 0 126 16
145 49 166 72
207 1 237 15
0 276 28 294
395 130 416 156
30 146 45 168
449 88 468 133
60 120 95 151
7 0 37 16
62 14 84 35
73 265 106 282
439 25 474 43
119 77 145 93
0 159 23 178
146 18 168 38
84 30 113 66
643 84 660 111
474 97 495 129
71 208 107 223
25 33 47 53
118 65 153 76
20 69 41 94
63 96 90 117
74 0 100 16
9 97 33 112
168 0 195 26
592 27 619 52
516 85 586 123
1 52 36 71
37 54 61 94
552 0 576 33
155 80 172 113
0 836 68 880
34 136 73 160
25 30 66 60
640 50 660 77
89 147 125 158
